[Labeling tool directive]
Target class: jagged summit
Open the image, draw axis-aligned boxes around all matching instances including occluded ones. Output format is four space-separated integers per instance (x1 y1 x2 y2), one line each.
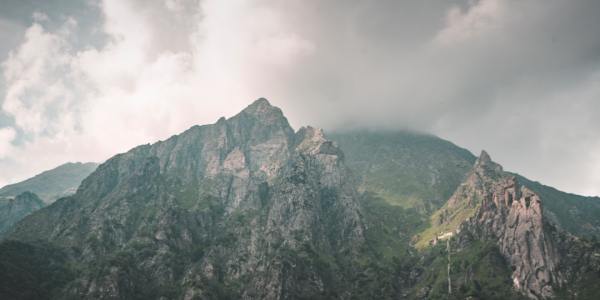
477 150 492 164
295 126 343 158
419 149 563 298
2 102 600 299
218 98 294 141
8 98 365 299
236 98 284 120
250 97 271 107
242 97 273 113
473 149 503 176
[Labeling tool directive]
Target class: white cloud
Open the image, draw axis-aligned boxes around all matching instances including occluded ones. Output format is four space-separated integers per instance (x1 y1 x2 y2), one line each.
0 127 16 158
434 0 505 45
1 0 599 198
2 22 77 136
0 0 316 186
32 12 50 23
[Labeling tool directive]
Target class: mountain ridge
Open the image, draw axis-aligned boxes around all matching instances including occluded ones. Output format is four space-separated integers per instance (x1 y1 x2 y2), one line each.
330 130 600 241
1 99 600 299
7 98 371 299
0 162 98 203
411 151 599 299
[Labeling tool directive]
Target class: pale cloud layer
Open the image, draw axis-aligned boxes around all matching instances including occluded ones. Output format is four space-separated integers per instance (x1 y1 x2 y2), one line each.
0 127 16 158
1 0 600 196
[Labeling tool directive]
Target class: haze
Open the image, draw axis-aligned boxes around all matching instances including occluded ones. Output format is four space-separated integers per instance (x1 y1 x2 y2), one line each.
1 0 600 196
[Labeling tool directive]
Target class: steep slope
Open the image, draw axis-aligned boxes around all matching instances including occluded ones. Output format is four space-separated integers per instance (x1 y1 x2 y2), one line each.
331 130 600 240
0 162 98 203
7 99 368 299
415 151 502 248
458 153 563 299
3 103 599 299
0 192 44 237
328 130 475 213
416 151 600 299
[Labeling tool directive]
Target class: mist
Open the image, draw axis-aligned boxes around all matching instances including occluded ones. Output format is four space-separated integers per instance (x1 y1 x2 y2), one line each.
1 0 600 196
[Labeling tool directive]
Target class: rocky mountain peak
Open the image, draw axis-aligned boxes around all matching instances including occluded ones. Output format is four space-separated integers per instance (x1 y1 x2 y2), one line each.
235 98 288 126
459 153 564 299
418 150 564 298
476 150 491 164
7 99 367 299
2 117 599 299
295 126 342 157
441 151 503 212
248 97 271 108
473 150 503 176
465 181 563 299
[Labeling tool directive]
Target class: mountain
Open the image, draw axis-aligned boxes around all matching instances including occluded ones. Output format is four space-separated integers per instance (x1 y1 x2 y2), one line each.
0 163 98 240
5 99 374 299
0 192 44 237
413 151 600 299
329 130 600 240
328 130 475 213
0 162 98 203
419 151 562 297
328 130 600 298
2 99 599 299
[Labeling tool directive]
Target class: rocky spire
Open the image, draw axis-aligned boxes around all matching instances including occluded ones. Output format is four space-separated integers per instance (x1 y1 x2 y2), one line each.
225 98 295 146
235 98 288 125
421 150 563 298
476 150 492 164
462 152 562 299
473 150 503 176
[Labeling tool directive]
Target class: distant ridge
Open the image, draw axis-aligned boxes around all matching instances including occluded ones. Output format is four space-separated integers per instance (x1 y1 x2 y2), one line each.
0 162 98 203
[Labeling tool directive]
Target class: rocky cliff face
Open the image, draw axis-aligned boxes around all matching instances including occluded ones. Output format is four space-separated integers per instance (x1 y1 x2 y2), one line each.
9 99 366 299
0 192 44 237
4 101 600 299
418 151 565 299
459 152 563 299
330 130 600 240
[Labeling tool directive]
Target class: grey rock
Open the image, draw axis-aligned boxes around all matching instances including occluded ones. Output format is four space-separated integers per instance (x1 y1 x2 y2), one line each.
457 151 564 299
9 98 366 299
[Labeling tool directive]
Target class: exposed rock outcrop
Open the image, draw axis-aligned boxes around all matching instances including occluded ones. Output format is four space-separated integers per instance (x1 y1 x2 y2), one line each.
460 152 563 299
8 98 366 299
426 151 564 299
4 101 599 299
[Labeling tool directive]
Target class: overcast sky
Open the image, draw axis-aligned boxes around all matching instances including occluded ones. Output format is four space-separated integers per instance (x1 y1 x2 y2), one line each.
1 0 600 196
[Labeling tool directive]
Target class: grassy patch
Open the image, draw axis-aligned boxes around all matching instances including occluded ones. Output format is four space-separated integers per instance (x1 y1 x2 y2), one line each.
412 240 527 300
414 192 481 250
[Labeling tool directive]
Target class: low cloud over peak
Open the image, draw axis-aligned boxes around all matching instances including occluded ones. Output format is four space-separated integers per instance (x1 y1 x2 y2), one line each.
1 0 600 196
